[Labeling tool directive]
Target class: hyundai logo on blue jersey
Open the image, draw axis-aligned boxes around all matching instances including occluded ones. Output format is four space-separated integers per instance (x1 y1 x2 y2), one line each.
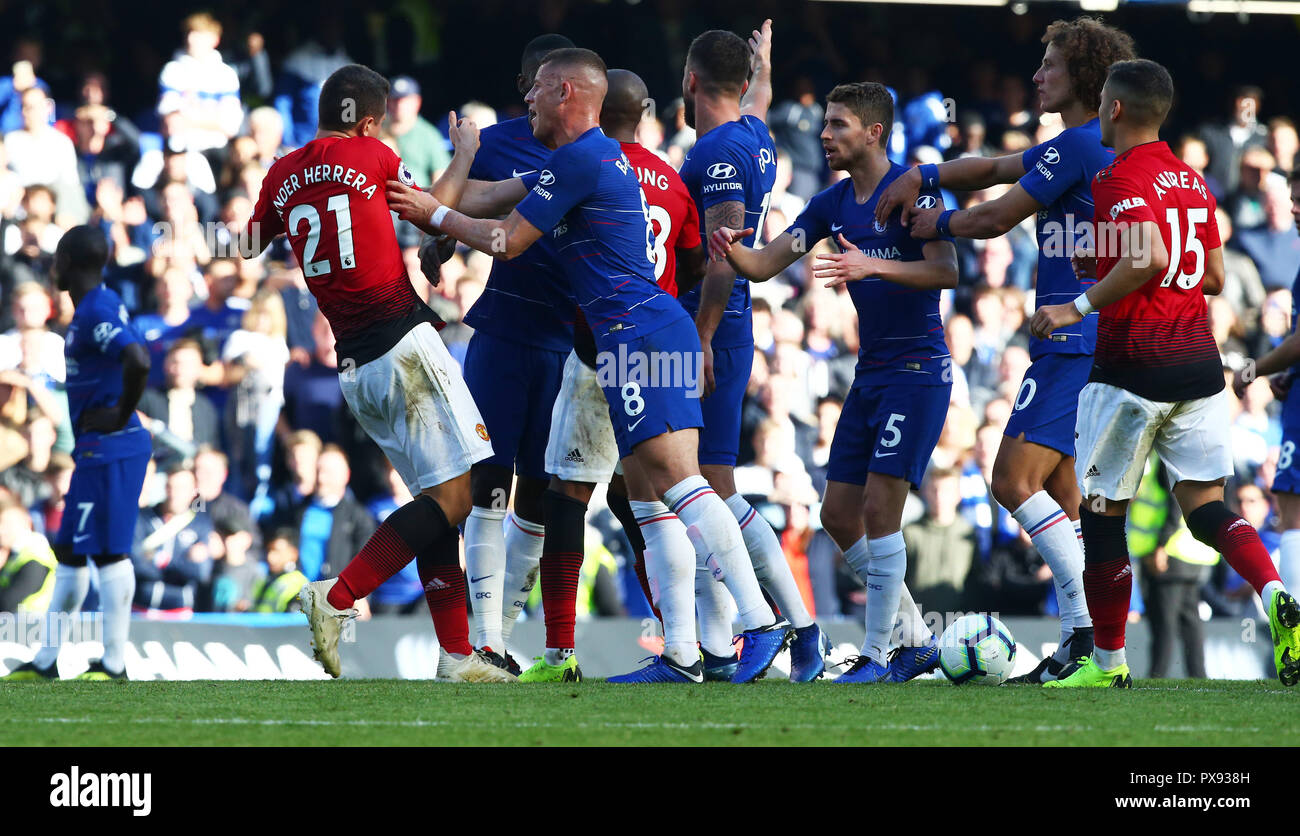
707 163 736 179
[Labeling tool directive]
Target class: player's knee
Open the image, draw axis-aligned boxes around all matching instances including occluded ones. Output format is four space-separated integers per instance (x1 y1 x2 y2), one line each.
513 475 552 522
819 503 857 546
424 485 471 527
1186 500 1238 548
989 468 1031 511
546 477 593 506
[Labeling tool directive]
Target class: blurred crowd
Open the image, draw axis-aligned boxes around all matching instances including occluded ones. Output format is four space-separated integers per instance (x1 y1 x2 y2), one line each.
0 13 1298 678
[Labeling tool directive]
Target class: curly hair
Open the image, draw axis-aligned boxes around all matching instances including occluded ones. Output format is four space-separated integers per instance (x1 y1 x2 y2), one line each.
1042 17 1137 112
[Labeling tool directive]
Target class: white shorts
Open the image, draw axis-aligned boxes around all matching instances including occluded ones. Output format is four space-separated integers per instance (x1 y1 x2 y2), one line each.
1074 382 1233 501
544 350 620 484
339 322 493 495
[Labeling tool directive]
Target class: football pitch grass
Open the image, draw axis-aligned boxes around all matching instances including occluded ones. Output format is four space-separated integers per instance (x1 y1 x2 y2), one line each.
1 678 1295 746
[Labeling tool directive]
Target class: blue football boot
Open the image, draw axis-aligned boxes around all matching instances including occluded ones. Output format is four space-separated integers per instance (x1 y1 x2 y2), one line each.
606 654 704 683
731 620 792 683
835 655 890 683
788 623 830 682
702 649 739 681
887 637 940 683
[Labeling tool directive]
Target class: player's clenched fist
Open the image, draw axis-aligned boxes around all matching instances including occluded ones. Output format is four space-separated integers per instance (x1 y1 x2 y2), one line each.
708 226 754 262
387 181 440 225
1030 302 1082 340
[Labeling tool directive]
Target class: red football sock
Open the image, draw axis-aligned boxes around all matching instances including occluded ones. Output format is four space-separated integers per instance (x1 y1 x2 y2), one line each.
540 552 584 649
1214 518 1281 596
330 525 411 610
1082 557 1132 651
633 550 662 624
417 545 472 657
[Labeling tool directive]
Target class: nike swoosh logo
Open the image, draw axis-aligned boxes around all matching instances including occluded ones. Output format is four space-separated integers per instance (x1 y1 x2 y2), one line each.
512 168 537 178
627 416 646 432
874 451 898 457
469 575 492 583
831 223 843 232
1061 578 1074 589
73 534 91 543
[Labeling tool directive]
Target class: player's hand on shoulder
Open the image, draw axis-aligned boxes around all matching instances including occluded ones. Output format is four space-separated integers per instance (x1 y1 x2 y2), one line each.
708 226 753 261
386 180 439 224
1071 245 1097 280
815 233 874 287
1029 303 1081 340
908 206 941 240
447 111 480 157
876 166 921 227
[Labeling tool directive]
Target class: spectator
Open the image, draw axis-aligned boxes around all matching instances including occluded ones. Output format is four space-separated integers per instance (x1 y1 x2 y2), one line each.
248 528 308 613
1234 173 1300 291
0 497 55 613
1268 116 1298 176
0 45 50 134
292 445 375 582
132 461 216 612
246 106 288 170
0 413 57 511
211 516 262 612
280 311 345 443
1175 134 1224 201
226 32 273 109
176 257 250 365
387 77 451 190
1215 208 1266 327
1199 85 1269 197
272 20 352 148
72 104 141 202
0 282 62 375
769 76 825 199
138 338 221 457
1228 146 1276 232
131 111 218 196
157 13 243 158
133 267 196 387
904 466 977 615
221 288 289 499
3 87 89 226
366 463 425 615
194 446 254 537
261 429 320 532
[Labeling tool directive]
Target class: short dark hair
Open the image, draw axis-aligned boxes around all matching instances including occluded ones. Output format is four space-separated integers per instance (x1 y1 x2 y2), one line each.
686 30 751 97
269 528 299 550
1107 59 1174 128
55 225 109 273
1042 17 1137 112
538 47 607 80
826 82 894 145
522 33 575 80
318 64 390 133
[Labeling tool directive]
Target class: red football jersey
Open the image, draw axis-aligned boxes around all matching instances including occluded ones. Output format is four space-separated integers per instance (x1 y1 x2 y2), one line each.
1091 140 1223 402
571 141 702 364
249 135 438 365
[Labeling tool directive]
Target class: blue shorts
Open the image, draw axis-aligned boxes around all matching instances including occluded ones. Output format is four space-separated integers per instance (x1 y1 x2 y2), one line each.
603 315 705 458
55 451 151 556
1273 391 1300 495
698 342 754 467
462 330 567 481
1004 353 1093 458
826 382 950 487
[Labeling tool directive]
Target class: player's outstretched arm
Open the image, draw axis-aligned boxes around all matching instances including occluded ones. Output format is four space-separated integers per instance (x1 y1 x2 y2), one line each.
711 226 803 281
816 235 958 290
875 152 1028 227
387 179 543 261
427 111 480 211
454 178 530 219
909 183 1042 241
78 342 151 435
1030 220 1168 340
740 19 774 123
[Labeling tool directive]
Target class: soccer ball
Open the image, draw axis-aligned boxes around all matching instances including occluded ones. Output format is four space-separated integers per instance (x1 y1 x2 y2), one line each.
937 614 1016 685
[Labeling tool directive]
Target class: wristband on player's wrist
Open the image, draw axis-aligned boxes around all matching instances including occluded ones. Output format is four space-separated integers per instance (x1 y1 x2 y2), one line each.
1074 293 1095 317
935 209 956 237
430 205 450 229
918 163 940 190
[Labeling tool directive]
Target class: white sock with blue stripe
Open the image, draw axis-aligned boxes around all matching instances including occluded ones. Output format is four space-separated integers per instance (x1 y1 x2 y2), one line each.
630 501 698 667
1012 491 1090 662
33 563 90 671
863 532 907 666
724 493 812 629
664 475 774 630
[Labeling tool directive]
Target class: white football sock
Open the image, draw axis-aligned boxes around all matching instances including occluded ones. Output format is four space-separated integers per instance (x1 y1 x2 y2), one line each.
695 562 736 658
895 582 932 646
725 493 812 629
464 506 507 651
1094 646 1126 670
33 563 90 670
862 532 906 665
631 501 698 667
1012 492 1091 661
96 559 135 675
500 512 544 643
1278 530 1300 594
843 536 870 580
665 476 774 630
1263 580 1287 607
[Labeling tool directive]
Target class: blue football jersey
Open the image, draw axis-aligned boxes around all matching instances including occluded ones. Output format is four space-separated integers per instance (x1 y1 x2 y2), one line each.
1019 118 1114 358
466 115 574 352
679 114 776 349
64 285 151 462
514 127 685 351
787 165 952 387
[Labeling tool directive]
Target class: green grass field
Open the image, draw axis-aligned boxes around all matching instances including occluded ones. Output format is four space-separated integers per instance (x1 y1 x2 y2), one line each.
1 679 1294 746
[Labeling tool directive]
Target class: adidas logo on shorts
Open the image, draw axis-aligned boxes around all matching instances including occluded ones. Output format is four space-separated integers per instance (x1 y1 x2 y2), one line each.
564 448 584 463
1085 464 1100 478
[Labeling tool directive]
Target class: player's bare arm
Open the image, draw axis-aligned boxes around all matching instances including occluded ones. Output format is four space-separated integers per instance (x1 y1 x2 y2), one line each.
79 342 150 435
817 236 958 290
696 199 747 396
454 178 530 219
1202 245 1225 296
739 19 774 122
387 180 544 261
711 227 802 281
875 152 1028 226
910 184 1042 240
1030 220 1168 339
674 243 707 296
